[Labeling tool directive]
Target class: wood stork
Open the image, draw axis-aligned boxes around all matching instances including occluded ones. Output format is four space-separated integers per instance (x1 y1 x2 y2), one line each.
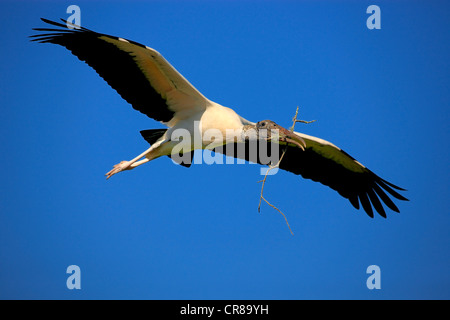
31 18 408 218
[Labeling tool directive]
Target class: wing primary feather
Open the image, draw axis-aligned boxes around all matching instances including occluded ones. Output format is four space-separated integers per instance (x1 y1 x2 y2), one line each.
373 183 400 213
376 179 409 201
379 177 407 191
31 28 73 33
58 18 91 32
367 188 386 218
40 18 67 28
358 193 374 218
348 195 360 210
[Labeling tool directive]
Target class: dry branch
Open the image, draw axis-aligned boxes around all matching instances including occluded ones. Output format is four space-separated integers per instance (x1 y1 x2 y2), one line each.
257 106 316 235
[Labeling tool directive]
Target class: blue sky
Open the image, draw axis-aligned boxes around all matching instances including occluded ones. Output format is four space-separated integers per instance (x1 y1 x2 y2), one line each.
0 0 449 299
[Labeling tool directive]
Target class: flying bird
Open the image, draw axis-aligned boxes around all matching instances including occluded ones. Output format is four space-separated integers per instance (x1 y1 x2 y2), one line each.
31 18 408 218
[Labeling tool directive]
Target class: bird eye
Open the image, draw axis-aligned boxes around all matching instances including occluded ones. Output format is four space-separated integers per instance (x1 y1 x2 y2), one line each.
260 121 266 127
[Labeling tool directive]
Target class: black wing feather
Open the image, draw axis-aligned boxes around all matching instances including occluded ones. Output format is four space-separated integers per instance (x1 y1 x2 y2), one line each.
213 141 408 218
31 18 175 123
278 144 408 217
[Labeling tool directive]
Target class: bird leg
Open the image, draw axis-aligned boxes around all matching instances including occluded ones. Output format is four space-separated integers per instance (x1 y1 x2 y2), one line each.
105 146 153 179
105 160 130 179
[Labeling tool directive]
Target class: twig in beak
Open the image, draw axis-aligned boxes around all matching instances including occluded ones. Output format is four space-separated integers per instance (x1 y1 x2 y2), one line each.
257 106 317 236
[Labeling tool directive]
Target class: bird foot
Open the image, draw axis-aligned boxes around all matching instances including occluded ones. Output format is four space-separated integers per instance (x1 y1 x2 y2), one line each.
105 160 130 179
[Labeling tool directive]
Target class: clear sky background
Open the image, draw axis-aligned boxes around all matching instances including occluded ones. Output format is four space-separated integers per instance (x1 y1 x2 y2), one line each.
0 0 449 299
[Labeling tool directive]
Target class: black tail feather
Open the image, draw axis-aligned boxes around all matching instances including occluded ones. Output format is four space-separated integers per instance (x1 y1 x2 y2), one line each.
140 129 193 168
140 129 167 145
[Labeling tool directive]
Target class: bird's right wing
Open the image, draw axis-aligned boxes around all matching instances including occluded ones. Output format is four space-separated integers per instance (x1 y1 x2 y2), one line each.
30 18 210 125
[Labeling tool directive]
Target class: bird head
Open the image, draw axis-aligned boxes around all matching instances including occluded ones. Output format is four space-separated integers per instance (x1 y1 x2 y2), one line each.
256 120 306 151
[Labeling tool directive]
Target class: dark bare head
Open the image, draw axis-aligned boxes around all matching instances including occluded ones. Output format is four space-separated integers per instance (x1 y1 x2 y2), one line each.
256 120 306 150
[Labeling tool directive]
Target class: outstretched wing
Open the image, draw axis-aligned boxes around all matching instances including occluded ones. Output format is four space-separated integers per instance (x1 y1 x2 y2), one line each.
214 133 408 218
281 132 408 217
30 18 209 124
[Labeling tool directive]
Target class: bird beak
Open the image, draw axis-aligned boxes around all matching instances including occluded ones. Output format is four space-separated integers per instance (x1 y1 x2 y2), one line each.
277 126 307 151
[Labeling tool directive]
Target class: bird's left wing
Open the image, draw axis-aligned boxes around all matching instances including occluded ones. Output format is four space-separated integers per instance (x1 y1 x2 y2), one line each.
30 18 210 124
